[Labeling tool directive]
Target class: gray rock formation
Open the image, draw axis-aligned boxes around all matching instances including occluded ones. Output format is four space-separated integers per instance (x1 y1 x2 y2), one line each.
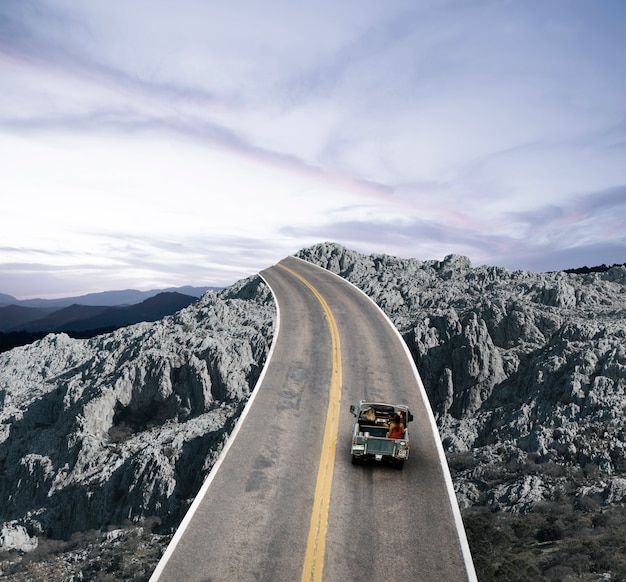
2 241 626 579
0 276 274 559
297 243 626 515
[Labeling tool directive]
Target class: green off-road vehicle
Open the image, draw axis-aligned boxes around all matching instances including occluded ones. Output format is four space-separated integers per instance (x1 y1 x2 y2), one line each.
349 401 413 470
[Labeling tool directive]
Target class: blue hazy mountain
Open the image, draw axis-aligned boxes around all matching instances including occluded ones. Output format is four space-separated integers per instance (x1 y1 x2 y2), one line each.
0 285 216 308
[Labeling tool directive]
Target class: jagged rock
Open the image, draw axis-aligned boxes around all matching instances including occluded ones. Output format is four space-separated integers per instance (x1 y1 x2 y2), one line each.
488 475 547 513
603 477 626 504
0 523 38 552
297 242 626 513
0 276 275 548
2 242 626 578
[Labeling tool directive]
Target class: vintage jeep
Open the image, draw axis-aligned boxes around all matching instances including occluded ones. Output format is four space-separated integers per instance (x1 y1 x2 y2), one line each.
349 401 413 469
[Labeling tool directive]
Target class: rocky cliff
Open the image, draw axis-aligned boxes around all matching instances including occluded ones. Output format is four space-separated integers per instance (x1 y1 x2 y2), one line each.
297 242 626 580
297 243 626 507
2 242 626 580
0 276 274 578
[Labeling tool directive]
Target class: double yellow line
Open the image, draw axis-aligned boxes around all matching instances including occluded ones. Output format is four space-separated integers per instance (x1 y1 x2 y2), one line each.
278 265 342 582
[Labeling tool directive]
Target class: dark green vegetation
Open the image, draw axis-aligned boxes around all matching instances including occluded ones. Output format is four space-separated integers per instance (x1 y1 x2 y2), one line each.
463 504 626 582
0 525 172 582
564 263 626 275
0 330 48 353
0 328 118 353
449 452 626 581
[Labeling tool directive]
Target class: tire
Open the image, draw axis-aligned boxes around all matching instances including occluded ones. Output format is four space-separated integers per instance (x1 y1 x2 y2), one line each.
351 455 361 465
393 459 405 470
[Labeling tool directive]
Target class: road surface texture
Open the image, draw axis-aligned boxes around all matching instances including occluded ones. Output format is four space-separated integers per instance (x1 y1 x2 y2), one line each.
151 256 475 582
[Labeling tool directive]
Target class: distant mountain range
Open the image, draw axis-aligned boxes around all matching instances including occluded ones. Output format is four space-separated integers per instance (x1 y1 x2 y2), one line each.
0 285 216 309
0 286 218 352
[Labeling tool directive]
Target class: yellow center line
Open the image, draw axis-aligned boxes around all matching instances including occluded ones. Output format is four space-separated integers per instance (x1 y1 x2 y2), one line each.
278 264 342 582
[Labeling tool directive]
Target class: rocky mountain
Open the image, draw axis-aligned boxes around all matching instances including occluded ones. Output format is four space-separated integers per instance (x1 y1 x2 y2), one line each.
0 293 18 306
296 244 626 491
1 292 199 333
296 243 626 580
0 305 58 332
0 276 274 579
1 242 626 581
0 286 215 309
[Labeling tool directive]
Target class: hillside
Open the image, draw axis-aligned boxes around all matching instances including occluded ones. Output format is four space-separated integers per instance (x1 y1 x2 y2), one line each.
0 286 215 309
1 242 625 581
0 277 275 579
0 293 201 354
3 292 198 333
296 243 626 580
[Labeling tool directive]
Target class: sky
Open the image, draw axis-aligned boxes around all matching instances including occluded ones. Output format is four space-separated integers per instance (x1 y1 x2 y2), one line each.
1 0 626 299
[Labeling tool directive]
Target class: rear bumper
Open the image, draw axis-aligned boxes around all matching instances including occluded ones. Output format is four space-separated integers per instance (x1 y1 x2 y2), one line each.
351 447 409 462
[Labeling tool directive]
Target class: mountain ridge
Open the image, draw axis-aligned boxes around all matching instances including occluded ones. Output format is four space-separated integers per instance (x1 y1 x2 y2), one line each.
0 285 217 308
0 292 204 354
1 242 625 580
2 292 198 333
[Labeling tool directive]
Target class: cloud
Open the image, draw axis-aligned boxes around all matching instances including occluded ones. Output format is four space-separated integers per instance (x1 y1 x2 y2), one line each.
284 181 626 273
1 232 294 299
509 184 626 235
2 1 626 297
498 241 626 274
0 0 238 138
283 4 425 104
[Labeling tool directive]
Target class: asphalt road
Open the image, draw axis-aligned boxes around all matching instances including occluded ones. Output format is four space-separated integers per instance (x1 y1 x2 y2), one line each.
151 256 475 582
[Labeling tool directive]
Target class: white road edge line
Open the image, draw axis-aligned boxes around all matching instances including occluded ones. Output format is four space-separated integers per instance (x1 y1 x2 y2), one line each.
290 255 478 582
149 274 281 581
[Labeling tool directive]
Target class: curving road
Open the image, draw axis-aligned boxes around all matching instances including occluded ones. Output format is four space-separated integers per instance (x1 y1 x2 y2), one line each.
150 256 476 582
